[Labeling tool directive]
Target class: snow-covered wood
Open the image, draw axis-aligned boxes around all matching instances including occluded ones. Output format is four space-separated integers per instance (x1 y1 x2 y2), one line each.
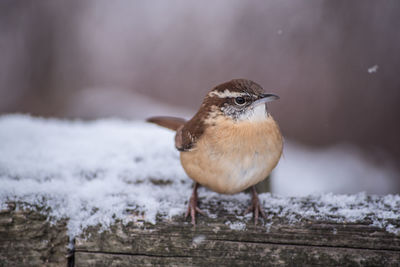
1 115 399 265
73 195 400 266
1 197 399 266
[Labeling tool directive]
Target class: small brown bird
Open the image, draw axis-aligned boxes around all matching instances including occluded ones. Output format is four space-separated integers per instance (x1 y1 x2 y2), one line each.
148 79 283 225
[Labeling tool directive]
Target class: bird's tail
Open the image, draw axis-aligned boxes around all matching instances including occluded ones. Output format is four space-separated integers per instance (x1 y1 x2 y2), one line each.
146 116 186 131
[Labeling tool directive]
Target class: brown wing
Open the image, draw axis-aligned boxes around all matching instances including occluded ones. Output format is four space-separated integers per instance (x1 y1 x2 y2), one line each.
147 116 186 131
174 125 186 151
174 115 205 152
175 125 195 151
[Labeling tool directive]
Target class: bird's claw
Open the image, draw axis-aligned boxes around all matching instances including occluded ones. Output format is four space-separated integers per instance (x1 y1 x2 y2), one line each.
185 183 205 225
245 186 267 225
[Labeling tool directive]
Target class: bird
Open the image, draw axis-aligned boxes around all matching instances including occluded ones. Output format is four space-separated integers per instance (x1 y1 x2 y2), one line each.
147 78 283 225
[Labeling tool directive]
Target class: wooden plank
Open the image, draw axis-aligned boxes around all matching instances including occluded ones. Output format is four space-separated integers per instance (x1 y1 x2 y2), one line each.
1 196 399 266
74 197 400 266
75 245 400 267
0 203 69 267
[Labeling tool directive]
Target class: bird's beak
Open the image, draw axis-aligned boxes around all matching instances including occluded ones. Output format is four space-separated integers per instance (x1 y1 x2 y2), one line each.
252 93 280 107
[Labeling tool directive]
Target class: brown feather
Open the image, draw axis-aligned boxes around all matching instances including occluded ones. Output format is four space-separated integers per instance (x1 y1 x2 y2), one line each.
147 116 186 131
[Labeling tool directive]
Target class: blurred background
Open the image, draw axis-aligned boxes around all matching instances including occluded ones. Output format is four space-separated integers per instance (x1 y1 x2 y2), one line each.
1 0 399 194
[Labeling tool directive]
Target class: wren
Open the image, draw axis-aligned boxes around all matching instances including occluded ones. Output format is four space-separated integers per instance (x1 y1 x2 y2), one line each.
148 79 283 225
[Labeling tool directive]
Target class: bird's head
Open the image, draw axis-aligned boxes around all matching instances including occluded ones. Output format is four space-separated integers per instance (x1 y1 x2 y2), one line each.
201 79 279 124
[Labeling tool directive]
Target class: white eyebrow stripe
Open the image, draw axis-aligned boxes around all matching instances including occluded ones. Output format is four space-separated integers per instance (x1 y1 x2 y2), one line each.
208 89 248 98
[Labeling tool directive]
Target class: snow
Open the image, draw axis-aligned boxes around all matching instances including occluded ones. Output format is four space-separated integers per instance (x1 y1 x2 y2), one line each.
225 220 247 231
201 191 400 234
192 235 206 247
368 65 379 73
258 192 400 235
0 114 189 237
0 114 399 237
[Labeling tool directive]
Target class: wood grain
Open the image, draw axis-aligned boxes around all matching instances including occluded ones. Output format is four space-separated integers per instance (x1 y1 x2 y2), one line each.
1 196 399 266
0 203 68 267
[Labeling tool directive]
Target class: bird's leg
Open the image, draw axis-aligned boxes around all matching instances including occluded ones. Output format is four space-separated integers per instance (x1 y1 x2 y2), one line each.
245 186 267 225
185 182 206 225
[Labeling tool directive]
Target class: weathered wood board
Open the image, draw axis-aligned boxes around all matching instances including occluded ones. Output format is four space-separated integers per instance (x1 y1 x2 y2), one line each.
74 198 400 266
75 222 400 266
1 197 399 266
0 203 68 267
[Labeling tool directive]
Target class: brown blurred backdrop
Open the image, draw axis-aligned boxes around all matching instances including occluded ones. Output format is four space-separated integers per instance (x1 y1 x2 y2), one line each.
1 1 399 183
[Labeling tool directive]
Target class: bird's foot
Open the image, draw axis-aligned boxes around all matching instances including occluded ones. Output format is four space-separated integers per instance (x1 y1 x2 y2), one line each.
244 186 267 225
185 183 206 225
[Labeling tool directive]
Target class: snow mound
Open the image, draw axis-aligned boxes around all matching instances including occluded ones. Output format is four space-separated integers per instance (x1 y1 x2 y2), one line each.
0 114 399 237
0 114 189 237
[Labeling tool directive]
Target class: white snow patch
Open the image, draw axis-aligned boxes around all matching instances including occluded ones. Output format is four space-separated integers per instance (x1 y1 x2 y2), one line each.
258 192 400 235
225 221 246 231
0 114 399 237
203 189 400 234
0 114 189 237
0 202 8 211
368 65 378 73
192 235 206 246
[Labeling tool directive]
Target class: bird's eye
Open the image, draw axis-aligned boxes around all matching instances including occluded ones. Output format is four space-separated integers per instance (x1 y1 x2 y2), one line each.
234 97 246 105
